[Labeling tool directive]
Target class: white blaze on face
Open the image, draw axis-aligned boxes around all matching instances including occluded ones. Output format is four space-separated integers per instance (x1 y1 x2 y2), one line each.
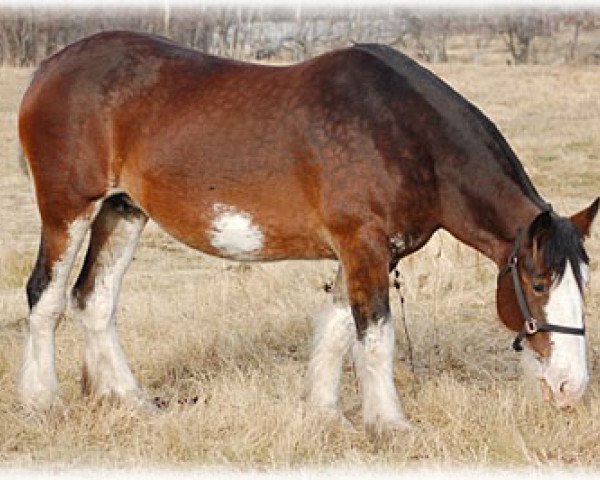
540 260 589 407
210 203 264 260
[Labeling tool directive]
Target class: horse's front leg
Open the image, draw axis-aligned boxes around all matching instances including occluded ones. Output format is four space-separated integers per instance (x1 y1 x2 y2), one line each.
307 266 355 424
339 228 410 434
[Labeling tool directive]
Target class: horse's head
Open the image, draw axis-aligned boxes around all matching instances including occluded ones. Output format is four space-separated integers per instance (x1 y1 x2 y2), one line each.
497 198 598 408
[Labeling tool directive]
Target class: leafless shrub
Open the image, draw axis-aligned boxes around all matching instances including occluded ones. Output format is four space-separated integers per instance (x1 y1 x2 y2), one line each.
497 13 545 64
1 6 600 66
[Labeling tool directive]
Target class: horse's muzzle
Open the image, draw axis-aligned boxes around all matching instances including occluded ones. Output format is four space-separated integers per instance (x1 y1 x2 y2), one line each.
544 372 588 409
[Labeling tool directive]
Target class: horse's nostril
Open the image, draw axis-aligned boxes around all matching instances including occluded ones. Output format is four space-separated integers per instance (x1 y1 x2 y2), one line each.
559 380 568 394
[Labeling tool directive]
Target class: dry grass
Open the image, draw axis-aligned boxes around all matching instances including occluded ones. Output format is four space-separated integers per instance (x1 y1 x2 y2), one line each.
0 61 599 470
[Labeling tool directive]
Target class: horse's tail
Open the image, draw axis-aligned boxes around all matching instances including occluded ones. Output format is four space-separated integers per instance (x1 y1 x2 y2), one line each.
18 143 30 177
18 70 38 178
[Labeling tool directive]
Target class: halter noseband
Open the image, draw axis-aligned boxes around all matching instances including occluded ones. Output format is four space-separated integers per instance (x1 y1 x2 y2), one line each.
498 227 586 352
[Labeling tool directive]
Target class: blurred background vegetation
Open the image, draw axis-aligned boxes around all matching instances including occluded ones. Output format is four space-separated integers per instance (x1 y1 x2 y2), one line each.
1 4 600 67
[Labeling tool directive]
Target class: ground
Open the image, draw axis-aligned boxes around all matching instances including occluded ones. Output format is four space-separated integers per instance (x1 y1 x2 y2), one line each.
0 62 599 468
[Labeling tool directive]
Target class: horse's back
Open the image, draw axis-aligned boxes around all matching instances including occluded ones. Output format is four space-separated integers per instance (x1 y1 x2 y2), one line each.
18 32 274 222
17 32 360 259
18 32 440 260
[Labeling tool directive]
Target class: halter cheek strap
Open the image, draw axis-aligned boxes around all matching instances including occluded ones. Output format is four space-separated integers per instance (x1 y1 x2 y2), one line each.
499 228 586 352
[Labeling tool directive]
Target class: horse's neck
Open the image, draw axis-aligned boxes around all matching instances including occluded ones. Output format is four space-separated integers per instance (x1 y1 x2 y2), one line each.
441 178 542 267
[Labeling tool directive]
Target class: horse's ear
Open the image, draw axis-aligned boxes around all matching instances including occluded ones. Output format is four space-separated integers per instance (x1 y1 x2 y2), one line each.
528 210 552 242
570 197 599 239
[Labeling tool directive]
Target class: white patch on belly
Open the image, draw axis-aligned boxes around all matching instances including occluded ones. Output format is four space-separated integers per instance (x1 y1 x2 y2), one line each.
209 203 264 260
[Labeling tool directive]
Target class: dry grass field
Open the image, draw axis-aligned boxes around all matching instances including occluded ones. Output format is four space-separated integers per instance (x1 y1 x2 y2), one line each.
0 60 599 471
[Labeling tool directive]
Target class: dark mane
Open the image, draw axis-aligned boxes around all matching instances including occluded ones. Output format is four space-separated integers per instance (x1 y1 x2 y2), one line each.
351 43 548 211
544 216 589 290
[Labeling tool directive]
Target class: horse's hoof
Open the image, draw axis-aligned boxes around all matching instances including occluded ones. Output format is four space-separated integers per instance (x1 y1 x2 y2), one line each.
339 414 356 431
310 404 356 431
364 417 414 438
332 411 355 431
119 391 158 413
19 389 62 414
83 389 157 413
20 395 67 422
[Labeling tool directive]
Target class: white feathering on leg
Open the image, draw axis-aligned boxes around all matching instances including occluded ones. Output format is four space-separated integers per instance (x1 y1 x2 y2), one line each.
20 216 94 410
70 210 146 404
307 304 354 413
351 316 409 432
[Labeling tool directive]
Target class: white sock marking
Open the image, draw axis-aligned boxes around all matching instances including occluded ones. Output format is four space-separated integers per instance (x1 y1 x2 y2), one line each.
70 213 145 399
307 304 355 410
20 216 94 409
351 317 407 430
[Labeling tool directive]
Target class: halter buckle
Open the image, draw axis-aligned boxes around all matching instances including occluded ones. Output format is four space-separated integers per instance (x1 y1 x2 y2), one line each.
525 318 538 335
503 217 586 352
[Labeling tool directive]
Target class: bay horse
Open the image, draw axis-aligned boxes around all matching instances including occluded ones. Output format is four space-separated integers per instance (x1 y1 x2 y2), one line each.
18 31 598 432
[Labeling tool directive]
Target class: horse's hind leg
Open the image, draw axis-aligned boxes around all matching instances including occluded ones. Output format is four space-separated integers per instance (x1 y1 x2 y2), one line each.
20 204 100 410
307 266 354 420
70 195 148 404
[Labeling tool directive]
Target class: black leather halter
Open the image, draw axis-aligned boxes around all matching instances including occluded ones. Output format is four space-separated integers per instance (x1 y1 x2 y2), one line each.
498 228 586 352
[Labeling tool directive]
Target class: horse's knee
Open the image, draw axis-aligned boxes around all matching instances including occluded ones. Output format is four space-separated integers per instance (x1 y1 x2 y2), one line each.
335 234 391 338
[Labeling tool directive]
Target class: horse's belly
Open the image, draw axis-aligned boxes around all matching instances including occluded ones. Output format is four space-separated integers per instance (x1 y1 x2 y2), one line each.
126 181 335 262
159 207 334 261
118 118 337 260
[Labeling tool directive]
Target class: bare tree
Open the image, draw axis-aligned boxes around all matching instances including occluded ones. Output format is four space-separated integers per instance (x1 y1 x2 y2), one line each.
2 6 600 67
498 13 544 64
394 12 452 63
0 9 36 66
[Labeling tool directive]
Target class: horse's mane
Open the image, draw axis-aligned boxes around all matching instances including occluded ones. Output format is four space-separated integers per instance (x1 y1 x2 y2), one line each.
348 44 590 289
542 216 589 290
350 43 548 211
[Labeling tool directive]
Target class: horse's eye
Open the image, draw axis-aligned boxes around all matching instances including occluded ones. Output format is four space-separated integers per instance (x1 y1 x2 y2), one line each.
533 283 546 293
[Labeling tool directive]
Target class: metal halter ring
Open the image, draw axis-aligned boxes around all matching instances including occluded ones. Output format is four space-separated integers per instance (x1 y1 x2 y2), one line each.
525 318 538 335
